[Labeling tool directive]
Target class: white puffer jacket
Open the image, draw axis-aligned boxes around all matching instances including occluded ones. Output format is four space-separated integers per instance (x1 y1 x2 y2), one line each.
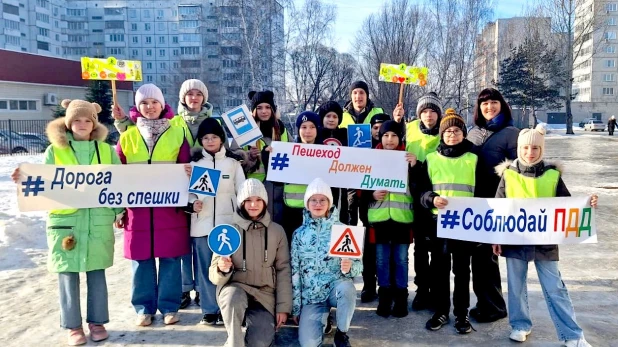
189 146 245 237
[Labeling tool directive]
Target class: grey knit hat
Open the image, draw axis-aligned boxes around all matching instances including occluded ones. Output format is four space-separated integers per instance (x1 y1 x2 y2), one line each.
416 92 443 118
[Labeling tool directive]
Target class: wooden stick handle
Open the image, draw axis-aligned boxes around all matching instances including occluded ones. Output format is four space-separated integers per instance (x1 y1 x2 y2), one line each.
398 82 404 105
111 80 118 106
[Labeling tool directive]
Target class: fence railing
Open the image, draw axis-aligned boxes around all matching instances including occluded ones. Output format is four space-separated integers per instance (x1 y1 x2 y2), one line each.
0 119 118 157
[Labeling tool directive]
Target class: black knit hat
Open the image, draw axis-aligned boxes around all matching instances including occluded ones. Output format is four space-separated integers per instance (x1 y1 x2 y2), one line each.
416 92 443 118
370 113 391 126
379 120 403 146
350 80 369 97
197 117 226 142
318 101 343 126
248 90 277 113
296 111 321 130
439 108 467 138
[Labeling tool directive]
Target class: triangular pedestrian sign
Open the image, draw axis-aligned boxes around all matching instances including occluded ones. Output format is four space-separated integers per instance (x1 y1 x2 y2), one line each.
329 228 362 257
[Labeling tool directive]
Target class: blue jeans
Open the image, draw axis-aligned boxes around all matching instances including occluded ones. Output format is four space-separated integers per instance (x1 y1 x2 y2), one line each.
506 257 584 341
298 279 356 347
193 236 219 315
131 257 182 315
181 249 196 292
59 270 109 329
375 243 409 289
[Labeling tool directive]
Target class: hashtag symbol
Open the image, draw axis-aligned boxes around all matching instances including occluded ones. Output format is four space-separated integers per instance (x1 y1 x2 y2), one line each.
22 176 45 197
440 210 461 229
270 153 290 171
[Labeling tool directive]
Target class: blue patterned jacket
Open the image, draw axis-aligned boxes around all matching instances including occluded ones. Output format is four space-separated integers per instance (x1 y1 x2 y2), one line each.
291 207 363 316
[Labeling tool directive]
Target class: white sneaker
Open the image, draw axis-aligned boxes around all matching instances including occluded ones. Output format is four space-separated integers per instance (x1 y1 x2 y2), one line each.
164 312 180 325
563 338 592 347
135 314 153 326
509 329 532 342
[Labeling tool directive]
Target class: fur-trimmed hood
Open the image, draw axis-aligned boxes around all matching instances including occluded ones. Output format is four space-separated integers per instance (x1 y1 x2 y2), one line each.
46 117 109 148
495 159 563 177
128 104 175 122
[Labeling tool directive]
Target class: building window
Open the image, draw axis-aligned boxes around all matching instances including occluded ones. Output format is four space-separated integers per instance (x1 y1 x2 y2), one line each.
146 49 152 56
606 59 616 67
181 46 200 54
105 21 124 29
4 19 20 31
604 31 617 40
181 33 200 42
157 23 165 31
129 9 137 18
179 20 198 28
5 35 20 46
604 74 616 82
181 60 201 68
3 3 19 15
93 42 104 46
68 22 86 30
172 10 178 17
108 34 124 42
207 41 218 45
173 62 179 68
37 41 49 51
160 75 166 82
66 9 85 16
146 75 153 82
159 36 165 44
36 0 49 10
108 48 124 55
55 34 59 41
222 19 240 28
91 16 102 20
607 46 616 53
223 60 240 68
603 87 615 95
173 49 179 56
131 23 137 31
146 62 153 69
607 3 618 12
68 35 86 42
208 54 218 58
157 9 164 18
53 7 58 16
221 46 242 55
132 36 138 43
55 20 58 28
143 9 151 18
0 99 38 111
226 99 242 107
160 62 166 69
146 36 152 43
172 36 179 43
132 49 138 56
38 27 50 37
92 29 102 33
609 17 617 26
179 6 200 15
145 23 151 31
36 13 50 23
159 49 166 57
206 28 218 32
171 23 178 31
104 8 124 16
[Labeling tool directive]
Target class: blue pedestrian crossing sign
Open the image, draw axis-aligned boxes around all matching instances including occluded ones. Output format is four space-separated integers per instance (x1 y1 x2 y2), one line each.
188 166 221 197
208 224 241 257
347 124 372 148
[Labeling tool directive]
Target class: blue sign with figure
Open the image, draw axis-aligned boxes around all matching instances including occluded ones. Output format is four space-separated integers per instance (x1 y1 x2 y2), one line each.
347 124 372 148
221 104 264 147
188 166 221 197
208 224 242 256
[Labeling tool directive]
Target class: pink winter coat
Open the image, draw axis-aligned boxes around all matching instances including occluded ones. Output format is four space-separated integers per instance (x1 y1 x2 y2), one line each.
117 104 192 260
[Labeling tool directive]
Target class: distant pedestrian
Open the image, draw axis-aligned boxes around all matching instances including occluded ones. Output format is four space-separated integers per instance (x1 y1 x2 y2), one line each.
608 115 616 136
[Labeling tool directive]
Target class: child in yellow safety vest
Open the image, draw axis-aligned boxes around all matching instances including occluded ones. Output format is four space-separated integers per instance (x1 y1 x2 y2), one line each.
415 109 480 334
11 99 123 345
492 125 597 347
363 120 417 318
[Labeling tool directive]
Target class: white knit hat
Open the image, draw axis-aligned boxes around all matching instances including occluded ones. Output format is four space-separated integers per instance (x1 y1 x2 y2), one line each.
517 124 546 166
304 178 333 210
237 178 268 207
179 79 209 105
135 83 165 107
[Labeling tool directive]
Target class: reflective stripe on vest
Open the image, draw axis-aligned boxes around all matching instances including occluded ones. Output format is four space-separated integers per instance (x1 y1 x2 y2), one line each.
367 191 414 224
119 125 185 164
504 168 560 198
426 151 477 215
50 141 112 215
283 183 307 208
340 107 384 129
405 120 440 162
245 130 289 182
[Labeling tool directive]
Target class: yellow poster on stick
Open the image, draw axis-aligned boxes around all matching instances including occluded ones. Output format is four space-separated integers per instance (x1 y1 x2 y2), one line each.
379 63 428 86
81 56 142 81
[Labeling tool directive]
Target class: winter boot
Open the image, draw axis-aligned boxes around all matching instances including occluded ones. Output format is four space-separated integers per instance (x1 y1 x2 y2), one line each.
360 284 377 303
376 286 393 317
411 289 431 311
391 288 409 318
180 291 191 309
334 329 352 347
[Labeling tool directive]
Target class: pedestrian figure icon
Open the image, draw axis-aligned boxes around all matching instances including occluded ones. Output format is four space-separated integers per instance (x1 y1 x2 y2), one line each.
347 124 371 148
337 234 353 253
217 228 232 252
353 127 363 147
208 224 241 256
188 166 221 197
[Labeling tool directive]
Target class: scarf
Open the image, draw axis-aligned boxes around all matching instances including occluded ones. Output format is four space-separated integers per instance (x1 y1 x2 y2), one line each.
136 117 171 155
437 139 473 158
485 113 513 132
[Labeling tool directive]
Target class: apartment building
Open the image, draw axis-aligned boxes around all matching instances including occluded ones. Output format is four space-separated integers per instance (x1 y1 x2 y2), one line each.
0 0 285 113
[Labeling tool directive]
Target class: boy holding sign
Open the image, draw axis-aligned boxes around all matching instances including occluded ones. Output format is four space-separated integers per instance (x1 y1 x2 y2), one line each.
492 125 597 347
291 178 362 347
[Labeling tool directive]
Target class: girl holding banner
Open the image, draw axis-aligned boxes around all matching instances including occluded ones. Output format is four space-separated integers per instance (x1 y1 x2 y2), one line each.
116 84 191 327
493 125 597 347
12 99 123 345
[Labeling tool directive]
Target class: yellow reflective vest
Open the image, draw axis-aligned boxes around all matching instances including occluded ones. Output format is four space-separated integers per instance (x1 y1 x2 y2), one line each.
50 141 112 215
119 126 185 164
367 181 414 224
245 130 289 182
284 183 307 208
504 168 560 198
405 120 440 162
340 107 384 129
426 151 477 214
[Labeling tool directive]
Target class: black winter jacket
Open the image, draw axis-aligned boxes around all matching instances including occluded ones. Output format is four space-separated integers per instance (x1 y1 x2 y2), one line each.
494 159 570 261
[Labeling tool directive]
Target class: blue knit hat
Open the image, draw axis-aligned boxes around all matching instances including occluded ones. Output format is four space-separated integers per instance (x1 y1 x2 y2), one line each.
296 111 321 130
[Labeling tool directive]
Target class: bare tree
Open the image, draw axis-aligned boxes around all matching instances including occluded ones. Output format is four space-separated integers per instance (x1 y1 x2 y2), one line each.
355 0 432 116
536 0 608 134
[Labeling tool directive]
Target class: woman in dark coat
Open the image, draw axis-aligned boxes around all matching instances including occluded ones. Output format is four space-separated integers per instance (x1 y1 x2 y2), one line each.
608 115 616 135
465 88 517 323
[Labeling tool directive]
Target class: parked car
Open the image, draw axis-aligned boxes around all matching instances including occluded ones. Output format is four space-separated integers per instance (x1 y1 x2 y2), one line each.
19 132 49 147
579 118 597 128
583 119 606 132
0 130 47 154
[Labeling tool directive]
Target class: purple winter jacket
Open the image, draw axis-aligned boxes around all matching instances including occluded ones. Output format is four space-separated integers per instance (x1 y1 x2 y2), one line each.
116 104 192 260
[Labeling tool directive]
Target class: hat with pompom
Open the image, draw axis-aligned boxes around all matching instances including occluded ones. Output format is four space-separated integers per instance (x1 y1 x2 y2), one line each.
517 124 546 166
61 99 102 129
439 108 467 138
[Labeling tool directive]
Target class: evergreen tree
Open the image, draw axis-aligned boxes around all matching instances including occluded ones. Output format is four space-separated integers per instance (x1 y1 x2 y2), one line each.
85 80 113 125
52 103 66 118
